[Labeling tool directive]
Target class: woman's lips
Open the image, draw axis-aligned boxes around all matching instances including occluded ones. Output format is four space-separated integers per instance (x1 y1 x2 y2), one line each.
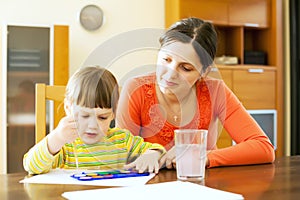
164 80 177 86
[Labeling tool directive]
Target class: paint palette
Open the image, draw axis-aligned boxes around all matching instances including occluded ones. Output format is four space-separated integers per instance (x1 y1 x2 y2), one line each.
71 170 150 181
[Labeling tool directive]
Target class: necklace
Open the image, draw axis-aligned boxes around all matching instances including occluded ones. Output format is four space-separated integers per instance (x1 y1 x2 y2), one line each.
173 115 179 122
163 101 181 124
156 85 197 125
157 91 182 124
168 109 181 124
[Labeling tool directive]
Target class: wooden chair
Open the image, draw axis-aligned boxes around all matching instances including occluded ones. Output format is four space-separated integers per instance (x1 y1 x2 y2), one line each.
35 83 66 143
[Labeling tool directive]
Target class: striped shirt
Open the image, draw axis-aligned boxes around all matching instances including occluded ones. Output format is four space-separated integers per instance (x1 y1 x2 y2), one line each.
23 128 166 174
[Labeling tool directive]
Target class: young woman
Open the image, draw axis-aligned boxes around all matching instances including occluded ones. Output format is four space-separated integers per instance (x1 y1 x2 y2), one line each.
116 17 275 168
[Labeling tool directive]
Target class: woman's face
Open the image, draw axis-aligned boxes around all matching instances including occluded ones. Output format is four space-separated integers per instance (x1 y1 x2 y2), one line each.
72 105 114 144
156 42 203 96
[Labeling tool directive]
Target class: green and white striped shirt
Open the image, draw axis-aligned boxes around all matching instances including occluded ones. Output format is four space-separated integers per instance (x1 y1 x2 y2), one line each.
23 128 166 174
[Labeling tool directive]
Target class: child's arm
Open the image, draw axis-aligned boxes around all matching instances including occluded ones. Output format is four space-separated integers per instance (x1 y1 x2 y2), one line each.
23 137 63 174
121 130 166 174
47 115 78 154
124 149 164 174
23 115 77 174
47 116 78 155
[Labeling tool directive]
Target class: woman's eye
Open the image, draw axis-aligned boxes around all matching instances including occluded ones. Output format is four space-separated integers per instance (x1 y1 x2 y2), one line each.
81 115 89 118
180 64 193 71
162 57 171 62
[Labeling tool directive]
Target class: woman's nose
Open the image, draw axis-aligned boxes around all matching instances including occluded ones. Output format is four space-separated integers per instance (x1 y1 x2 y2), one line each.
164 63 178 79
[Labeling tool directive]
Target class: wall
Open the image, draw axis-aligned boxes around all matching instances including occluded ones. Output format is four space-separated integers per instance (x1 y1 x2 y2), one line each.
0 0 164 75
0 0 164 173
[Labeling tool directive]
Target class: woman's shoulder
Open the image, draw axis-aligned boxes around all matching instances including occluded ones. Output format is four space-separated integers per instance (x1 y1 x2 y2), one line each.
204 76 225 84
201 76 228 90
198 76 233 99
121 72 156 95
123 72 156 86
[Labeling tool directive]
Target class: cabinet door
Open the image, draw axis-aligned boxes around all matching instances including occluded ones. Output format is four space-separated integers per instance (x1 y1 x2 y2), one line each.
232 68 275 109
0 25 69 174
228 0 270 27
180 0 228 25
208 67 232 87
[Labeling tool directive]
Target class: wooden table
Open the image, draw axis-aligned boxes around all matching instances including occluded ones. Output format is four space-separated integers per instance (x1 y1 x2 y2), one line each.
1 156 299 200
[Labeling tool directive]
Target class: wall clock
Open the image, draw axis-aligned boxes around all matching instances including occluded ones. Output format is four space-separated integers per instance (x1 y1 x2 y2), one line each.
79 4 104 31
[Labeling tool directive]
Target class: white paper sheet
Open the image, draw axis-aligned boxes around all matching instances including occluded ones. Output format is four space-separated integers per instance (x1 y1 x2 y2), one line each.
20 168 155 187
62 181 244 200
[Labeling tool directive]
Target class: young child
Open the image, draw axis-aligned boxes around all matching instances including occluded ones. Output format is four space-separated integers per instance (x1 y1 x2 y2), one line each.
23 66 166 175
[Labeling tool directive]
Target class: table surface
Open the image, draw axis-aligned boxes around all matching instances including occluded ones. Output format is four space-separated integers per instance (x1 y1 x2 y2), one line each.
1 156 300 200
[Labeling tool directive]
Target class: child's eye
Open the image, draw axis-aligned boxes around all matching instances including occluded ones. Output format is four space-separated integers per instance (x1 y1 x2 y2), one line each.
81 115 89 118
98 116 108 120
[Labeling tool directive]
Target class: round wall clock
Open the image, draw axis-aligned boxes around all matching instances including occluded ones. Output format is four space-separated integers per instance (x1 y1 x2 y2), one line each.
79 4 104 31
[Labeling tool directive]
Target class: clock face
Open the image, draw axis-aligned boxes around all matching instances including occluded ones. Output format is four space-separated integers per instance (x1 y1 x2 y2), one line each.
79 5 104 31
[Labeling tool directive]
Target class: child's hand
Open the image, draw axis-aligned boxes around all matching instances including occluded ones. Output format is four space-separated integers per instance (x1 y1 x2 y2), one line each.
47 115 78 154
124 149 161 174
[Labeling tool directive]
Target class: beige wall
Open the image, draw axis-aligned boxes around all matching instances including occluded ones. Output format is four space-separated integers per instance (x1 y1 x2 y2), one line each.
0 0 165 174
0 0 165 75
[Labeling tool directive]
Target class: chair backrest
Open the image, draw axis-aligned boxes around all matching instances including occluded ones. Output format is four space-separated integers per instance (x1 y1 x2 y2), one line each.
35 83 66 143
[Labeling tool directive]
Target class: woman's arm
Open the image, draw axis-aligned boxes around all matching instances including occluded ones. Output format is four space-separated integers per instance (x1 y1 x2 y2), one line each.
207 82 275 168
116 78 144 136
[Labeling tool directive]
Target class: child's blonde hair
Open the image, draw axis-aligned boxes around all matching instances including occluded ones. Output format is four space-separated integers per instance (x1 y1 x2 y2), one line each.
65 66 119 114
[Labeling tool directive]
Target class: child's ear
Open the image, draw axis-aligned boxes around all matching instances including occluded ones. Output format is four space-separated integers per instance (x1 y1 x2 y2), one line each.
64 98 72 116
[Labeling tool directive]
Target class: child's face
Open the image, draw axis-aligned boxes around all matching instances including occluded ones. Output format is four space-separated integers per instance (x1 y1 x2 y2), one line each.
72 105 114 144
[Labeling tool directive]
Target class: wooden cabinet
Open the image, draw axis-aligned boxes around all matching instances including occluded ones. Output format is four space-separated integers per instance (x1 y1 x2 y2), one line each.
166 0 272 65
166 0 270 28
210 66 276 148
165 0 283 156
232 67 276 109
179 0 228 25
215 26 244 63
213 66 276 109
228 0 270 27
0 24 69 174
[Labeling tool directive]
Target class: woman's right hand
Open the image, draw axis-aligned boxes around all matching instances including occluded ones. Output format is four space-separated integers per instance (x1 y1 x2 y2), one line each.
159 146 176 169
47 115 78 155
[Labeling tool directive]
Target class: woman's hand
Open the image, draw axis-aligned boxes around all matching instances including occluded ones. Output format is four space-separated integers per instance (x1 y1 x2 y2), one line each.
124 149 161 174
47 115 78 155
159 147 211 169
159 146 176 169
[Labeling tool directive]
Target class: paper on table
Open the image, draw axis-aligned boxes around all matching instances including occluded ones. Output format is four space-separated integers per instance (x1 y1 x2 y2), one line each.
20 168 155 187
62 181 244 200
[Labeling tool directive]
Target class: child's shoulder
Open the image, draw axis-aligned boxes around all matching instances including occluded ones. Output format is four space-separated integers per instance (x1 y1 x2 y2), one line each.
107 127 131 138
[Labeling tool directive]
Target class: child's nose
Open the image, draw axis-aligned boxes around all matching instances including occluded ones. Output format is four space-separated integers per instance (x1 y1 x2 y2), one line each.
88 117 98 129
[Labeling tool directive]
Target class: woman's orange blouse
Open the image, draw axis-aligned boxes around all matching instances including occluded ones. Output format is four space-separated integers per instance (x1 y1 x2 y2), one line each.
116 73 275 168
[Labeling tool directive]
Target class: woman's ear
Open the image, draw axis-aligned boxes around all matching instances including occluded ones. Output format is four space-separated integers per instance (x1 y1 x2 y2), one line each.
64 98 72 116
201 65 212 78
